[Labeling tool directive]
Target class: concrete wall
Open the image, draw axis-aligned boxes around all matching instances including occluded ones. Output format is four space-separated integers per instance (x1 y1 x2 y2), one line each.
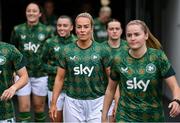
162 0 180 99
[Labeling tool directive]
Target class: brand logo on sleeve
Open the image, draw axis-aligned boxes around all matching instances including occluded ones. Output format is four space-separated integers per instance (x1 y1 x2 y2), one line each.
24 42 40 53
126 77 150 92
0 56 6 65
73 64 94 77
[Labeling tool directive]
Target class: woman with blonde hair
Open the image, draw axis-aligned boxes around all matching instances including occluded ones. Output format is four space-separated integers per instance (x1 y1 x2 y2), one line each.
102 20 180 122
49 12 111 122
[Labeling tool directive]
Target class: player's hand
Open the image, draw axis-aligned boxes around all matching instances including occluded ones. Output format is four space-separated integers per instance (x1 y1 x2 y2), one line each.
168 101 180 117
0 86 16 101
49 103 57 121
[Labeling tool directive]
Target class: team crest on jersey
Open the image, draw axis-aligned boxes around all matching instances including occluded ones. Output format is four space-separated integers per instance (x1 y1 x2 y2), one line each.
120 67 128 73
38 33 45 41
54 46 60 52
146 63 156 73
20 34 26 40
91 53 100 62
0 56 6 65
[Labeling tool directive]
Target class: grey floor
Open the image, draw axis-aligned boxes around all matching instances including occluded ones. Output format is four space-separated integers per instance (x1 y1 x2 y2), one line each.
13 95 180 122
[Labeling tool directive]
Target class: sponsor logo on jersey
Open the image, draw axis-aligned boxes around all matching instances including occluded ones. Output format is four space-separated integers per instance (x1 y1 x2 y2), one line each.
73 64 94 77
126 77 150 92
54 46 60 52
20 35 26 40
120 67 128 73
24 42 40 53
38 33 45 41
0 56 6 65
146 63 156 73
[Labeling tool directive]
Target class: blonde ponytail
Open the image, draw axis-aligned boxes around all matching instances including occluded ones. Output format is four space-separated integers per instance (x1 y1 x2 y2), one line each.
146 28 162 49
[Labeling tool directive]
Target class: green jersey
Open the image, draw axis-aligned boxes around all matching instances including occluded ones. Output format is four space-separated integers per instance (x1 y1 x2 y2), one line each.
103 39 128 57
110 48 175 122
41 14 58 33
58 41 111 99
41 14 57 27
94 18 108 43
10 22 54 77
104 39 128 90
0 42 26 120
42 34 77 91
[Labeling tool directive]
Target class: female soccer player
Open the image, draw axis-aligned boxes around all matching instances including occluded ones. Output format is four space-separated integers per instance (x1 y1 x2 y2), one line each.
102 20 180 122
10 2 54 122
0 41 28 122
42 15 76 122
49 12 111 122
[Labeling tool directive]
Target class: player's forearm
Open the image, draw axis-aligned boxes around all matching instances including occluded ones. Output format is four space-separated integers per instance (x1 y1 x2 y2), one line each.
102 89 115 119
14 67 28 91
51 76 64 105
102 79 117 119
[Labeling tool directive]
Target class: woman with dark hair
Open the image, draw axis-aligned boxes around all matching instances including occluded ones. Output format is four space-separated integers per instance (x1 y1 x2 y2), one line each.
10 2 54 122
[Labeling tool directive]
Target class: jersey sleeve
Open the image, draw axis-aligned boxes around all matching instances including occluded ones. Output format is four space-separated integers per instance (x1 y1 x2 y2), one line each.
110 56 120 81
58 47 67 69
11 45 26 71
158 50 175 78
46 26 55 39
42 39 57 74
101 45 112 68
10 27 19 47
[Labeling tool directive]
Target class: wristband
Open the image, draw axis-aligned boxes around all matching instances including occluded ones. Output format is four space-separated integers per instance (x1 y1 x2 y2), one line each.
172 99 180 105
